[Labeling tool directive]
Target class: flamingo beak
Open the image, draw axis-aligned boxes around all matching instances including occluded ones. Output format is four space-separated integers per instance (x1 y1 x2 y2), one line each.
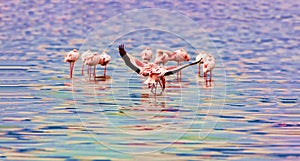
185 55 190 61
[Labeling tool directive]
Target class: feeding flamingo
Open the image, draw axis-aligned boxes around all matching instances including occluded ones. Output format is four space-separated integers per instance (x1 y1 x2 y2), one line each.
168 48 190 66
98 51 111 77
154 49 171 66
81 50 92 76
167 48 190 79
84 51 111 80
64 49 80 78
202 54 215 82
84 52 101 80
140 47 153 63
119 44 201 94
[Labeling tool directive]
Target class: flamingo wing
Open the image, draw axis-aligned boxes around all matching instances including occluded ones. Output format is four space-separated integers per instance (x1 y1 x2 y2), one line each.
119 44 145 74
163 58 202 76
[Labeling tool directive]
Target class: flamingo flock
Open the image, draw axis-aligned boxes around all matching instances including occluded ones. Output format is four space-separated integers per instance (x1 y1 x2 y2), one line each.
64 49 111 80
118 44 202 93
63 44 215 93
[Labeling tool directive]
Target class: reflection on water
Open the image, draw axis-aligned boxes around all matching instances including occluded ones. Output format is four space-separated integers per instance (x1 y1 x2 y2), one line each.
1 0 300 160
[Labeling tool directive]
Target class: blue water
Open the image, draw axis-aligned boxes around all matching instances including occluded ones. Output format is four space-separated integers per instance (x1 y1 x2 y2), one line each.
1 0 300 160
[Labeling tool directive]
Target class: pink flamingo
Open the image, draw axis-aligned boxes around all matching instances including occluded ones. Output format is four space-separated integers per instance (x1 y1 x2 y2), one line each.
84 52 112 80
64 49 80 78
203 54 215 82
168 48 190 65
84 52 100 80
119 44 201 94
154 49 171 66
81 50 92 76
140 47 153 63
167 48 190 79
98 51 111 77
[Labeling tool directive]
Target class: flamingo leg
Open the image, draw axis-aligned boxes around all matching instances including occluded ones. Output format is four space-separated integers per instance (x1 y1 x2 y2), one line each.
180 67 182 81
179 62 183 81
150 84 155 93
161 76 166 92
198 63 201 77
210 70 212 82
180 62 182 78
81 64 84 76
104 65 107 77
69 62 72 78
94 65 96 80
176 62 180 79
158 79 164 94
158 80 163 89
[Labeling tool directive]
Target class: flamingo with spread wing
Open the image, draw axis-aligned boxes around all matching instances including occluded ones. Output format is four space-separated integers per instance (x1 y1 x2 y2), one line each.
118 44 201 94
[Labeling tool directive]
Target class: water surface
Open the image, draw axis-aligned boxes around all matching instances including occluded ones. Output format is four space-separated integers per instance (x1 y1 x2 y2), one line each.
1 0 300 160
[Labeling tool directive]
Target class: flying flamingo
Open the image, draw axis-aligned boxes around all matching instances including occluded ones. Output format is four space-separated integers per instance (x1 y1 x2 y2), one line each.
140 47 153 63
154 49 171 66
64 49 80 78
202 54 215 82
118 44 201 94
98 51 111 77
167 48 190 79
81 50 92 76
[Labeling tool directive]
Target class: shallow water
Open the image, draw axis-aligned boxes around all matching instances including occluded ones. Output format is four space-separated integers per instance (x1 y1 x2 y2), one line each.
1 0 300 160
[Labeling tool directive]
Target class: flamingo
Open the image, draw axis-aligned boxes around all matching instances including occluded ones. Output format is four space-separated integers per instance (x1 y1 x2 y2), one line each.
202 54 215 82
64 49 80 78
154 49 171 66
98 51 111 77
167 48 190 79
84 52 101 80
118 44 201 94
168 48 190 66
81 50 92 76
140 47 153 63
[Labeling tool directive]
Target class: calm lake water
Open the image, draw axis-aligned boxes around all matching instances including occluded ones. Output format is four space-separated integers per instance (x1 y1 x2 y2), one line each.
1 0 300 160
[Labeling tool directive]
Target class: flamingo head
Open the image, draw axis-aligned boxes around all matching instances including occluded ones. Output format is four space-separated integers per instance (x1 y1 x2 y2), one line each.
64 52 73 62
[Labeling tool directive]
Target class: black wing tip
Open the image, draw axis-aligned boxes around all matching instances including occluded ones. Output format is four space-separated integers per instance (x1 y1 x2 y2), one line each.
118 44 124 49
118 44 126 57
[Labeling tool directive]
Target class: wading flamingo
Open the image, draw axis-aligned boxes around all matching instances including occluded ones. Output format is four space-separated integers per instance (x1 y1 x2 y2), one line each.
64 49 80 78
140 47 153 63
81 50 92 76
119 44 201 94
167 48 190 79
84 52 101 80
202 54 215 82
168 48 190 66
195 51 207 77
98 51 111 77
154 49 171 66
